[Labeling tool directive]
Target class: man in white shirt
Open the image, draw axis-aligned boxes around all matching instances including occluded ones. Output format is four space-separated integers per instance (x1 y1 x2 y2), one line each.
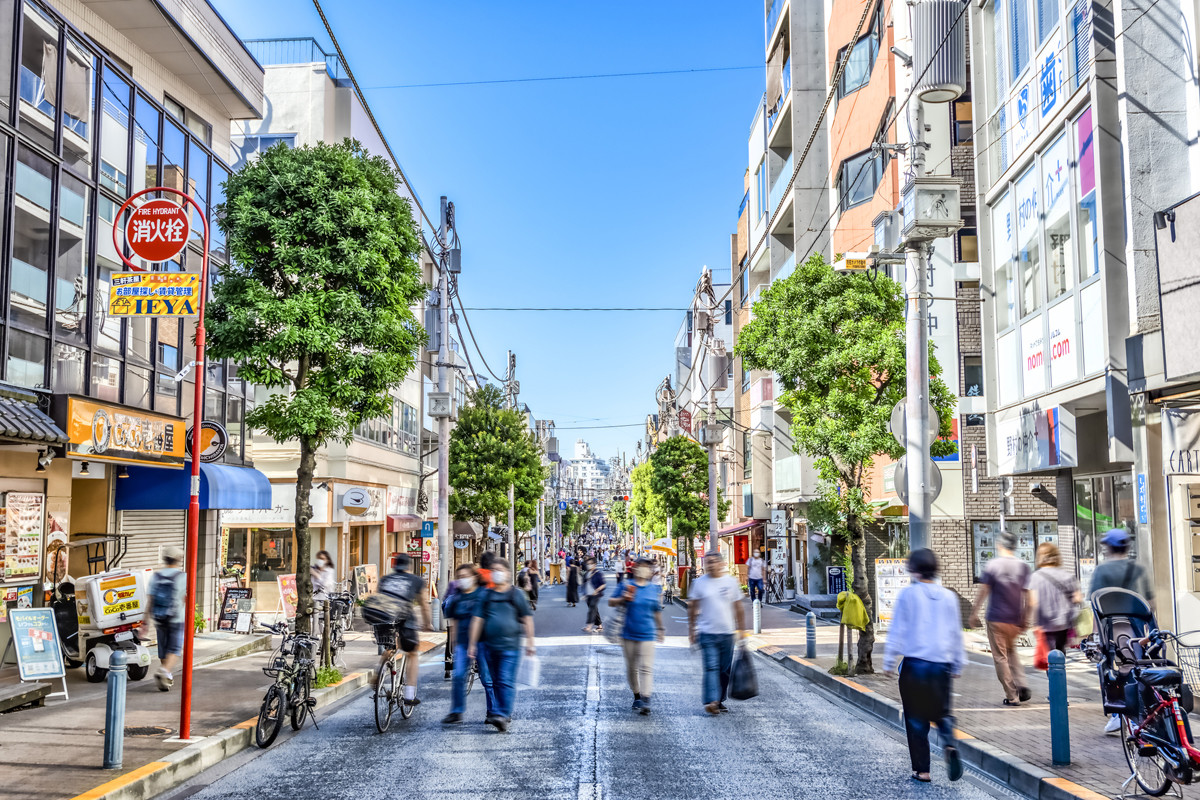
688 553 746 715
746 548 767 603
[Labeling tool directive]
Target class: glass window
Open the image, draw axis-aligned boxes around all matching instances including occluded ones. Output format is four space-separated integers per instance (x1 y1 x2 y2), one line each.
1075 107 1099 282
128 316 151 364
211 163 229 262
1037 0 1060 44
163 95 184 123
155 371 178 414
754 164 766 221
739 267 749 306
90 354 120 401
131 94 160 197
7 329 46 388
207 360 224 389
1042 134 1074 300
53 342 84 393
18 1 58 151
61 36 94 173
0 0 15 120
953 98 974 145
55 173 89 342
94 196 122 352
838 149 881 211
963 356 984 396
204 389 223 424
125 364 150 408
188 140 208 247
743 432 752 479
837 30 879 98
227 395 244 458
98 67 130 195
12 147 53 330
1015 166 1043 316
1010 0 1032 80
992 192 1016 330
725 299 732 325
162 119 186 194
156 317 179 369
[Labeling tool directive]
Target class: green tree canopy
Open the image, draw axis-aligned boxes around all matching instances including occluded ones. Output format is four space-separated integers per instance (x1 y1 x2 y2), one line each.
630 461 666 537
649 435 712 568
448 384 545 532
608 499 631 534
209 139 426 634
735 253 956 671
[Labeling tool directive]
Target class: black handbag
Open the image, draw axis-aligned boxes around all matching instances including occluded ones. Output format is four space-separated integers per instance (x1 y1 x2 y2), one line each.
729 645 759 701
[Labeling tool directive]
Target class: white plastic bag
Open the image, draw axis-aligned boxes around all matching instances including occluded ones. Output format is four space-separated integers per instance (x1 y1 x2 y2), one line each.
516 652 541 688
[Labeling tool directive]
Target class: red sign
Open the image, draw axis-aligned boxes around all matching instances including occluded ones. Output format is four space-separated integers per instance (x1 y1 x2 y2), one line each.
124 199 189 262
678 409 692 434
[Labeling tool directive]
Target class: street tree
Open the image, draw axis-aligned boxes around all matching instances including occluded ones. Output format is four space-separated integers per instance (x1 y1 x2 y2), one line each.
608 499 631 535
630 461 666 538
448 384 546 536
735 253 956 671
648 436 711 569
209 139 426 634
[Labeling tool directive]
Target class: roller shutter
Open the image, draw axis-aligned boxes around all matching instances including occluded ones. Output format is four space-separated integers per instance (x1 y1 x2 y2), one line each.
116 510 187 573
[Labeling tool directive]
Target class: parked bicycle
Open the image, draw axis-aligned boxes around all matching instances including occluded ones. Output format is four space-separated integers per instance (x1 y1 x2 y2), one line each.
1088 587 1200 796
373 623 416 732
255 621 319 748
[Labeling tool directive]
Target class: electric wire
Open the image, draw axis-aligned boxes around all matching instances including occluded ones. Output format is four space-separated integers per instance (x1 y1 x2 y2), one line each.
450 279 508 383
365 65 761 90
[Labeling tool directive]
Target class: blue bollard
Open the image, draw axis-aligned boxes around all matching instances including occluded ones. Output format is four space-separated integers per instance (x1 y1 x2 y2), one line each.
104 650 128 769
806 612 817 659
1049 649 1070 765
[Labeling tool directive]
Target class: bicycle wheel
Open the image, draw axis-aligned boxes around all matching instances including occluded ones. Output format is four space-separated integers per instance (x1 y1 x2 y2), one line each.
255 685 285 748
398 655 414 719
374 662 396 733
1122 715 1172 796
290 671 311 730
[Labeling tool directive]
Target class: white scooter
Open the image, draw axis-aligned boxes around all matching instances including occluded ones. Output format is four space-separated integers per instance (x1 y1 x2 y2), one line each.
52 569 152 682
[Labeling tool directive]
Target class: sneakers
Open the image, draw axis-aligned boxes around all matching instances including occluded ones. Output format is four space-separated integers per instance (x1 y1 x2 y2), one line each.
717 703 730 713
486 714 504 729
945 746 963 782
155 670 172 692
1105 715 1123 734
403 696 421 707
639 699 651 716
496 717 511 732
632 697 643 712
1017 687 1032 703
442 712 463 725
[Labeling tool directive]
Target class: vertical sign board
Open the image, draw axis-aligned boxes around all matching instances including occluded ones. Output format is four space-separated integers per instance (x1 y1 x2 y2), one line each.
276 574 298 620
9 608 67 698
1137 473 1150 525
217 587 253 632
826 566 847 595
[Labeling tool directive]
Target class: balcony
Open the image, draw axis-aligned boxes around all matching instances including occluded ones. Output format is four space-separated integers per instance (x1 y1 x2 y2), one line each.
244 38 345 82
766 0 787 46
769 151 793 214
767 58 791 132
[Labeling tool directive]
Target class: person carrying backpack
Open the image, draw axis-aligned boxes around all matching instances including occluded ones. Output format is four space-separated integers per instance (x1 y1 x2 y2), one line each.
373 554 432 707
468 558 535 731
149 546 186 692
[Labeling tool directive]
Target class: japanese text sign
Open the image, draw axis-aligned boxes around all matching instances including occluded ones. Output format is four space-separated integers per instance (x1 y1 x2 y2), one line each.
109 272 200 317
125 199 189 262
9 608 65 681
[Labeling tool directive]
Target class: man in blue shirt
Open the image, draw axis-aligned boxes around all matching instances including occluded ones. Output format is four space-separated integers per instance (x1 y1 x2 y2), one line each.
609 557 664 714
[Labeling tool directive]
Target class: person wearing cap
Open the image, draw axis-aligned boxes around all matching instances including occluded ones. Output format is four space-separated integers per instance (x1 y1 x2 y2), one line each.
968 531 1032 706
149 546 186 691
1089 527 1153 734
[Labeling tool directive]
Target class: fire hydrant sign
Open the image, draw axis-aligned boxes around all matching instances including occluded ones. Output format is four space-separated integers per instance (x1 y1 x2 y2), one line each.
108 272 200 317
125 199 189 262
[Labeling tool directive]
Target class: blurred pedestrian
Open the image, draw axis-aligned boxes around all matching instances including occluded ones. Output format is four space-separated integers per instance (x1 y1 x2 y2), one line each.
1028 542 1080 655
148 545 186 692
610 557 664 714
883 548 965 784
746 547 767 603
566 559 581 607
468 559 535 732
442 564 491 725
311 550 335 604
518 559 541 610
688 553 746 715
583 558 606 633
968 531 1032 706
1089 527 1153 733
478 550 497 589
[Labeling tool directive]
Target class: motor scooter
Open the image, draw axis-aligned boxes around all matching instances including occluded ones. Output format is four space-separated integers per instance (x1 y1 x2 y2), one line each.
52 569 152 682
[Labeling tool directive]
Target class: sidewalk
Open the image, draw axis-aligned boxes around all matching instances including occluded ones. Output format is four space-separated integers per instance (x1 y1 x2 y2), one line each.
0 626 443 800
743 600 1127 799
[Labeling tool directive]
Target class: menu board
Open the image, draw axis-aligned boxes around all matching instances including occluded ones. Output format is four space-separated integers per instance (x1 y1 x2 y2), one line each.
3 494 43 583
277 573 298 619
217 586 253 631
875 558 911 627
9 608 65 681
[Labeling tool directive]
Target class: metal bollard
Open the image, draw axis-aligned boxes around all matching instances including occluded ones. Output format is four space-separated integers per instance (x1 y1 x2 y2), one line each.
103 650 128 769
753 599 762 634
805 612 817 659
1049 649 1070 765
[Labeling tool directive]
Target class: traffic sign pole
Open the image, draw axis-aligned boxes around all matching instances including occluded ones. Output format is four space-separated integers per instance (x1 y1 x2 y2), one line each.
112 187 209 742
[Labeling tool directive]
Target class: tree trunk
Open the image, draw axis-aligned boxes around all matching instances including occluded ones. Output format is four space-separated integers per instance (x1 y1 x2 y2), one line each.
847 512 875 673
294 434 318 635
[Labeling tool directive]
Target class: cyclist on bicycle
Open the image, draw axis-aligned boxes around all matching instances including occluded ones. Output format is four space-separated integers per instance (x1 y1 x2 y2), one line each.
377 553 432 706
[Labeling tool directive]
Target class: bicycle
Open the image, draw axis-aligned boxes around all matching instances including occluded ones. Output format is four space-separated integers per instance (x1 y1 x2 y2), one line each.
255 622 319 748
372 623 416 732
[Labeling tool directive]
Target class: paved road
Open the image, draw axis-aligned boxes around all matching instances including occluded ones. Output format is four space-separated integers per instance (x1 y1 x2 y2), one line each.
170 580 1005 800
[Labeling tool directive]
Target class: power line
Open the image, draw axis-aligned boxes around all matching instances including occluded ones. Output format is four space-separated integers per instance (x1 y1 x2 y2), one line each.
459 307 688 312
450 279 507 383
364 65 761 90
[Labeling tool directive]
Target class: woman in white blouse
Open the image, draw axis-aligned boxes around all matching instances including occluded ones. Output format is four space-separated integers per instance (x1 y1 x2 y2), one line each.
882 548 966 784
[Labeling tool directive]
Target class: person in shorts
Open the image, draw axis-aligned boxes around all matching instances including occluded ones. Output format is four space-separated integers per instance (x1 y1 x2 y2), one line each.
149 546 186 691
377 553 431 706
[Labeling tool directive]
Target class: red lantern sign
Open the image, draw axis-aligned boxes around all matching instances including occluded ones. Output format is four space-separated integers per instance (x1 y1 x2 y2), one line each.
678 409 692 434
124 199 189 262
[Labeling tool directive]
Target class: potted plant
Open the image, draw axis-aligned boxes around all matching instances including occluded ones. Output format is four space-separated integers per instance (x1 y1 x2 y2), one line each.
784 576 796 601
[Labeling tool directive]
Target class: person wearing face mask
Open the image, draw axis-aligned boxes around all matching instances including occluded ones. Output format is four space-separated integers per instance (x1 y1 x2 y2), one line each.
311 550 336 604
468 558 535 731
609 558 664 714
746 548 767 604
442 564 491 725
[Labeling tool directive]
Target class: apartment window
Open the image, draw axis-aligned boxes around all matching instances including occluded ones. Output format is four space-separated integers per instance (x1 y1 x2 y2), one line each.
957 211 978 262
1036 0 1060 45
963 356 984 397
232 133 296 169
953 98 974 145
1010 0 1032 80
741 360 751 393
836 4 881 98
837 149 882 211
724 299 732 325
739 267 749 307
743 432 753 480
164 94 210 145
755 163 767 221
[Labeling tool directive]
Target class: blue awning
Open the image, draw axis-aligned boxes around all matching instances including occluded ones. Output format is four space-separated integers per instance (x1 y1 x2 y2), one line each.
115 461 272 511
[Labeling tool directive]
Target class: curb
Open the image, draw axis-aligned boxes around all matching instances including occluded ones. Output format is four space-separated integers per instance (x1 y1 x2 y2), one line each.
68 669 376 800
196 634 273 667
752 644 1106 800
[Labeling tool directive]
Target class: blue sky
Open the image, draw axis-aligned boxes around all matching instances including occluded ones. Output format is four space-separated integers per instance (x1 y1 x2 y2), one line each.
211 0 763 462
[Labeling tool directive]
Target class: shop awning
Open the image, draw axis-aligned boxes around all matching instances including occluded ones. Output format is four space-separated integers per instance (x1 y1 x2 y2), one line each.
0 392 68 444
115 461 272 511
454 520 484 539
387 514 422 532
718 519 766 537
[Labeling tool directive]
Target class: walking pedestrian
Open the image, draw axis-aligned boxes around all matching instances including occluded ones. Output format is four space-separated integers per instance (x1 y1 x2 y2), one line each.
746 548 767 603
148 545 186 692
566 559 581 607
583 558 606 633
1028 542 1081 655
311 550 335 603
688 553 746 715
882 548 965 784
467 559 535 732
610 557 664 714
518 559 541 610
1089 527 1154 733
442 564 491 725
968 531 1032 706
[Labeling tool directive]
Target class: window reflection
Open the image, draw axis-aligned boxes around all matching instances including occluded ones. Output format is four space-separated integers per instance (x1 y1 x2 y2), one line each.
0 0 15 120
125 364 151 409
61 36 93 172
7 328 46 388
18 1 57 151
94 196 122 352
131 94 159 196
53 342 84 393
12 147 53 330
90 354 120 401
99 67 130 195
55 173 88 341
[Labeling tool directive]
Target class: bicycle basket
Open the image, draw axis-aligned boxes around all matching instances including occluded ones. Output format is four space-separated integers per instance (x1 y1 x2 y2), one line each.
262 655 287 678
1174 638 1200 690
372 623 398 648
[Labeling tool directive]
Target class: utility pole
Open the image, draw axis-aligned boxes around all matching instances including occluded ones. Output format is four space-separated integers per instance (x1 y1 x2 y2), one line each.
905 103 934 552
434 197 454 628
508 483 516 564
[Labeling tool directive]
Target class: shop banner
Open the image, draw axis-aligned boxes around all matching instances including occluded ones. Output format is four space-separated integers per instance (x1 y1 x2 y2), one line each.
353 564 378 598
4 494 43 583
218 587 253 632
277 574 298 620
9 608 65 680
108 272 200 317
875 558 912 628
58 396 185 468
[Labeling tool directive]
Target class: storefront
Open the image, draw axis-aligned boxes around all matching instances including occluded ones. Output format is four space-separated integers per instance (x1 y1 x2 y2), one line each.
1159 407 1200 633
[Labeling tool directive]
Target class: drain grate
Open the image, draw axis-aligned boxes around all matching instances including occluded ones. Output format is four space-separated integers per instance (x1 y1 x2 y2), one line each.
98 725 173 738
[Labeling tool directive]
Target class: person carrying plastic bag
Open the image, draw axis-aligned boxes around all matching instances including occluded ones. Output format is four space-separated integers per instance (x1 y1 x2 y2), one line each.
468 558 535 732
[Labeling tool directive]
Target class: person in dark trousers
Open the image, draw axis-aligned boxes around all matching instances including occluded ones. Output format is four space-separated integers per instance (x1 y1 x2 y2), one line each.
467 559 535 732
968 531 1031 706
442 564 490 725
583 558 606 633
883 548 965 784
687 553 745 715
566 559 581 607
518 559 541 610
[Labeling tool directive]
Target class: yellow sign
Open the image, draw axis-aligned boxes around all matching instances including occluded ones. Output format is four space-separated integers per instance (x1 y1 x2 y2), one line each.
99 575 140 617
108 272 200 317
61 397 186 468
842 258 868 272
